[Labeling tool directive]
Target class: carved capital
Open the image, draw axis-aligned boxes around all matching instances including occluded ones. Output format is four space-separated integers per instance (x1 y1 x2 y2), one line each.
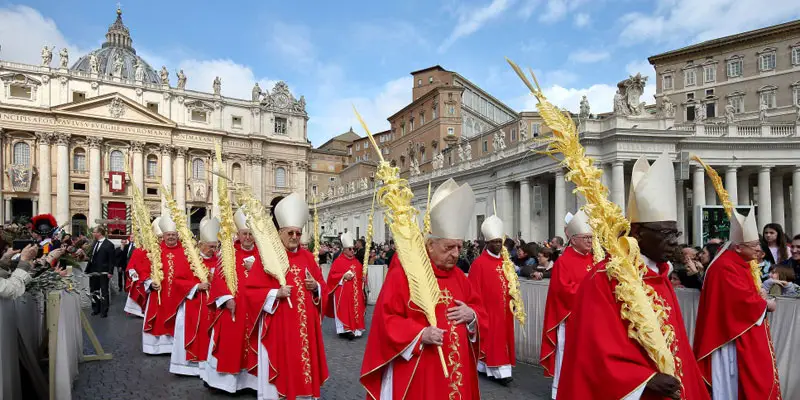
130 141 146 153
163 92 172 101
174 146 188 158
247 154 264 165
86 136 103 149
35 132 53 144
177 96 185 104
52 133 71 146
159 143 174 156
214 102 223 110
135 88 143 96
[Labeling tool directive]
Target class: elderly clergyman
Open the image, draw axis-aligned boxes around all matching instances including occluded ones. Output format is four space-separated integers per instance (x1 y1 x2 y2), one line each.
361 178 487 400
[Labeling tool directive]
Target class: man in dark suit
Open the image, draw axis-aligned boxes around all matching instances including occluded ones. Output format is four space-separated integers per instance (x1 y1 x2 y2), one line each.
116 237 134 292
85 226 115 318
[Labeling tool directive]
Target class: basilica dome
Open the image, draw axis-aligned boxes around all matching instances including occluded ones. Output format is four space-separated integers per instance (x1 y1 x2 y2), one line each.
69 9 161 85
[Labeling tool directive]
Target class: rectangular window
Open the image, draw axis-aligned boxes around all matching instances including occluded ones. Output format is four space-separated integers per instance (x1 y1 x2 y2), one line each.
432 107 438 119
705 89 714 97
146 187 158 196
147 102 159 113
356 143 360 151
706 102 716 119
401 124 406 136
191 110 208 122
329 177 335 183
447 127 454 136
686 105 696 121
685 69 696 86
728 96 744 113
72 182 86 191
794 87 800 107
482 140 488 152
662 75 673 90
312 185 318 195
687 92 695 100
409 120 414 131
420 112 425 125
73 152 86 172
146 157 158 177
511 128 517 141
231 116 242 128
760 53 776 71
793 48 800 66
727 60 742 77
531 123 541 137
760 91 777 108
312 175 318 181
703 65 716 83
9 85 31 99
274 117 287 134
72 91 86 103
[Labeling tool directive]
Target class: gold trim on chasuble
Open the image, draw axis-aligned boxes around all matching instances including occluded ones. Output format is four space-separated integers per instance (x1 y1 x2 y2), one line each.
439 288 463 400
291 265 313 384
166 253 175 298
352 265 361 326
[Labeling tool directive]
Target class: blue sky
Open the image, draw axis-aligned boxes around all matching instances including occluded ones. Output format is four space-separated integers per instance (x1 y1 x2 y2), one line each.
2 0 800 146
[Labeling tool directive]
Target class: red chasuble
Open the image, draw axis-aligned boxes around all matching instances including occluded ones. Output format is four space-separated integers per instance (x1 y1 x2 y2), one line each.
324 253 366 332
244 247 329 400
360 260 487 400
143 242 187 337
189 254 217 363
168 246 213 363
466 250 515 369
125 248 151 312
694 249 781 399
207 241 255 374
557 259 709 400
540 246 593 376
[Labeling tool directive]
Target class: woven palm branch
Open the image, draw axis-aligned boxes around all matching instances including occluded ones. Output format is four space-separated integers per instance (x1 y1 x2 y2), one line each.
125 164 163 300
507 58 678 377
423 181 432 235
161 184 209 283
312 194 320 265
363 188 377 276
500 236 526 326
353 106 449 378
215 143 238 295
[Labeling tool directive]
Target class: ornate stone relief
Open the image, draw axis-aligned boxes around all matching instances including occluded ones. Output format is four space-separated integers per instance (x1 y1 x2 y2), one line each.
130 141 146 153
259 81 307 116
108 97 126 119
35 131 53 144
86 136 103 149
159 143 174 155
53 133 71 146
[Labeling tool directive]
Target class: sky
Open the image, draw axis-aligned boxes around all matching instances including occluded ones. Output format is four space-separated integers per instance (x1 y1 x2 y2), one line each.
2 0 800 146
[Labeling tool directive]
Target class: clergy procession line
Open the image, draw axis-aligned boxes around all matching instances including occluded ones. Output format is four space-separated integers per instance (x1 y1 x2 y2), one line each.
110 63 783 400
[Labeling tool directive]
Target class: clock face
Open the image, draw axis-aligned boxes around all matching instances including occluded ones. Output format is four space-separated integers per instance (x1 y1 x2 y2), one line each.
276 94 290 109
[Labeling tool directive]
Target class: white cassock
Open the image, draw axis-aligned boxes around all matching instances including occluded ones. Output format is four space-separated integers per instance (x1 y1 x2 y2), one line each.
169 284 200 376
123 269 144 317
199 294 257 393
141 280 173 354
548 321 566 399
333 275 363 337
709 310 767 400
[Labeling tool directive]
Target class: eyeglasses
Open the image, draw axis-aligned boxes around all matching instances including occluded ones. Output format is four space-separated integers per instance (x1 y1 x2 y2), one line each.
573 235 593 242
284 230 302 237
641 226 682 239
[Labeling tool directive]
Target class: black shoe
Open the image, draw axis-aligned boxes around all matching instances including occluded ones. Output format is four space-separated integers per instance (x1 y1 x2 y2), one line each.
347 333 356 341
497 377 513 386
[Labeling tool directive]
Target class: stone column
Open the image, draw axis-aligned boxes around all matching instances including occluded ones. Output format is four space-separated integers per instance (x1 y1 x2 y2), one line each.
211 165 220 217
175 147 187 211
87 137 103 228
600 163 611 190
676 180 686 239
131 141 145 194
725 167 738 206
691 165 706 245
705 178 718 206
737 171 750 206
554 169 566 238
36 132 53 214
32 198 38 216
249 155 264 203
4 198 11 223
519 178 531 241
771 173 785 229
793 167 800 236
501 182 514 236
757 166 773 231
611 161 625 209
54 133 71 230
160 144 173 214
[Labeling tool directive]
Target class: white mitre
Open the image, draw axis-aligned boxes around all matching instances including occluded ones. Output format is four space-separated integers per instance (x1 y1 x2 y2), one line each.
429 178 475 240
199 217 220 243
627 152 677 223
151 217 163 236
274 193 309 229
729 207 759 245
158 210 177 233
234 208 248 231
341 232 355 248
565 209 592 239
481 215 504 241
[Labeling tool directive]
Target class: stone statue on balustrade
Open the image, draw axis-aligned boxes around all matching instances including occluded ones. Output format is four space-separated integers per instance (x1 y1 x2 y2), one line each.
59 48 69 69
579 95 590 120
759 100 768 123
113 53 124 77
41 45 53 66
348 181 356 194
409 158 421 176
661 97 675 118
518 120 528 141
725 105 736 124
177 70 187 89
252 83 262 102
613 73 648 116
337 185 345 197
327 186 334 199
493 130 507 151
359 177 369 191
457 143 466 163
464 140 472 161
134 61 144 81
695 103 706 122
213 76 222 95
160 66 169 85
433 152 445 171
89 53 99 74
796 105 800 122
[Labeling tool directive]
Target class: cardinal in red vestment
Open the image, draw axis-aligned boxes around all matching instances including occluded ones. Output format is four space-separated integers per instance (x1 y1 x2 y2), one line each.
191 219 220 368
325 231 366 340
694 208 781 399
540 210 593 398
201 209 258 393
557 153 709 400
361 178 486 400
124 245 150 317
242 193 329 400
467 215 514 384
141 217 177 355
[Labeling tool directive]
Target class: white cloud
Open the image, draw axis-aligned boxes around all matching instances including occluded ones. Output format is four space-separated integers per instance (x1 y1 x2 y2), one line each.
439 0 512 52
618 0 800 46
523 83 618 114
574 13 590 27
0 5 90 67
544 69 579 86
568 49 610 63
177 59 278 100
540 0 589 23
519 0 541 19
270 21 314 64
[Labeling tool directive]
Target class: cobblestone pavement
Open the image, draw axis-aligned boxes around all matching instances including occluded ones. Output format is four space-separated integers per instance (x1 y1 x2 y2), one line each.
73 293 552 399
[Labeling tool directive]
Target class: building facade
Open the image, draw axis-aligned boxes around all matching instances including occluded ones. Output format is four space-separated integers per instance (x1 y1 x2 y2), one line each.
0 9 309 235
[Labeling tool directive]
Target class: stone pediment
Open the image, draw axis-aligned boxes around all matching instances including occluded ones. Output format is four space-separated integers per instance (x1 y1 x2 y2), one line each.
52 93 176 127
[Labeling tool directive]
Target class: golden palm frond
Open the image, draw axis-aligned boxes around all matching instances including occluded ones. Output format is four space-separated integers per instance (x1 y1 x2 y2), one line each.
423 181 432 235
363 187 377 276
507 58 678 377
215 142 238 295
354 105 449 378
500 235 526 326
312 194 320 265
125 164 163 300
161 184 209 283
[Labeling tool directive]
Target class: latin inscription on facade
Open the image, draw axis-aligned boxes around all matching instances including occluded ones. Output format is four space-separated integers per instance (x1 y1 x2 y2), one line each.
0 112 170 137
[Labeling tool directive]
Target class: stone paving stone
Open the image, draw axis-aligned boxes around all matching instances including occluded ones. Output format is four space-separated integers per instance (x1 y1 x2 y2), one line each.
73 293 552 399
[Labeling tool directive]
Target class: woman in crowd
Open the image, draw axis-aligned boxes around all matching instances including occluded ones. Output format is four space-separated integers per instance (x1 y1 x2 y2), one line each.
761 223 791 265
756 247 773 281
514 243 537 278
698 242 721 269
531 246 555 280
762 265 799 297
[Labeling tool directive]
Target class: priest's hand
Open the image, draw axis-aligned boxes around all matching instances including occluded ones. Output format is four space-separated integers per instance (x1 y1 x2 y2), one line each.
645 373 681 400
446 300 476 325
151 282 161 291
198 282 210 291
766 297 777 312
243 258 255 271
304 273 318 292
224 299 236 314
421 326 445 346
343 271 355 281
277 285 293 299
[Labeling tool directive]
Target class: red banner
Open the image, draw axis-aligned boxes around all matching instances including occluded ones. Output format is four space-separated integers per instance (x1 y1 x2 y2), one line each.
109 171 126 193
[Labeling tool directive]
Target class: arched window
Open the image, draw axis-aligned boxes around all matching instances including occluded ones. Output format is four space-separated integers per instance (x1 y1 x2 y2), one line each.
109 150 124 172
232 163 242 182
192 158 205 180
71 214 88 236
12 142 30 165
72 148 86 172
275 167 287 188
146 154 158 177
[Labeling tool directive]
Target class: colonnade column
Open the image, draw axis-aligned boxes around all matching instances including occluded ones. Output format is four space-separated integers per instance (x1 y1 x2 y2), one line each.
737 171 751 206
160 144 173 215
792 167 800 236
691 165 706 245
757 166 773 231
0 129 4 223
725 167 738 206
36 132 53 214
771 173 785 229
554 169 566 238
55 133 71 230
250 155 264 204
4 199 11 223
87 137 103 228
131 141 145 194
519 178 531 241
175 147 187 211
676 181 686 238
610 161 625 210
211 156 220 217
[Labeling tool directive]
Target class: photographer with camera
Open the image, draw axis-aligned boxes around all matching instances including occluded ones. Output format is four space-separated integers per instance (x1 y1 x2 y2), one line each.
0 244 38 299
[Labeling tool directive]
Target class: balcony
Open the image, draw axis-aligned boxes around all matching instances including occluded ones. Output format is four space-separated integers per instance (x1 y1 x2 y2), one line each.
690 122 799 137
